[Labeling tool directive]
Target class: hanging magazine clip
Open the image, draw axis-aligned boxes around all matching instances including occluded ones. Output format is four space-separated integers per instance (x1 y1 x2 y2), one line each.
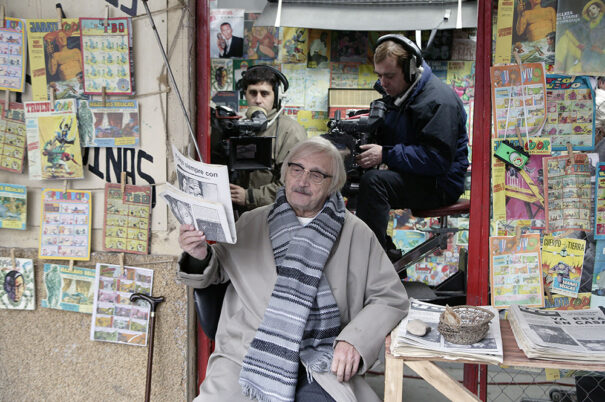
0 5 5 29
119 252 125 276
68 259 74 272
102 86 106 107
10 248 16 270
4 90 9 112
56 3 65 30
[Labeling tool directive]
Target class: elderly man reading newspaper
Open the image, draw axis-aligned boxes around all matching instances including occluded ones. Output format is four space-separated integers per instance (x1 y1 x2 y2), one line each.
177 137 408 402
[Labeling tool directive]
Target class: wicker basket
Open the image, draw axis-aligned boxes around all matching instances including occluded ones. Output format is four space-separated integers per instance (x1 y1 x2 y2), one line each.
437 305 495 345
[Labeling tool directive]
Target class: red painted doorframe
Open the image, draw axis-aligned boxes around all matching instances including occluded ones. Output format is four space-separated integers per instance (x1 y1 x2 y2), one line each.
193 0 494 397
195 0 213 391
464 0 492 399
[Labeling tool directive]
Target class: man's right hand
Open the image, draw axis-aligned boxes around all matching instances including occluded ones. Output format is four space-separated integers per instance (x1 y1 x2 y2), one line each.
178 224 208 260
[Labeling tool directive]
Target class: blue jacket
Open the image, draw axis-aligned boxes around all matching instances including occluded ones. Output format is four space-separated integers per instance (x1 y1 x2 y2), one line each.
377 62 469 202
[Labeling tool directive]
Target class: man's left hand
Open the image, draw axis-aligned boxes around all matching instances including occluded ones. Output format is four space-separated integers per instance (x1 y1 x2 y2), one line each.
230 184 246 205
331 341 361 382
356 144 383 169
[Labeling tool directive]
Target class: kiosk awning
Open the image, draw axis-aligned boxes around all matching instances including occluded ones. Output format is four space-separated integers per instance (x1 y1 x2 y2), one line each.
255 0 478 31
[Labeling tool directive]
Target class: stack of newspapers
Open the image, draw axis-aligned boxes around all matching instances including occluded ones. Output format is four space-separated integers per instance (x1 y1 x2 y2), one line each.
508 304 605 362
160 146 237 244
390 299 504 364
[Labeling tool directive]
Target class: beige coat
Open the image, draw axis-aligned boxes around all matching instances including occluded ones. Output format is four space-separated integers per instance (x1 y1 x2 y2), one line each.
178 205 409 401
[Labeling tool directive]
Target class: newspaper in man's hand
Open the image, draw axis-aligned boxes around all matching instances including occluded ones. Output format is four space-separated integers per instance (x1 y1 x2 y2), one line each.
161 146 236 243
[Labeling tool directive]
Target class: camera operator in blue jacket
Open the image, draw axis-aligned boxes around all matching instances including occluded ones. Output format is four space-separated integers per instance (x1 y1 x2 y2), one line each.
355 34 469 259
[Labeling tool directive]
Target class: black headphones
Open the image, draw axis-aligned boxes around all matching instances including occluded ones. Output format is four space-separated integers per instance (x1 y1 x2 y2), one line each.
235 65 289 109
375 34 424 84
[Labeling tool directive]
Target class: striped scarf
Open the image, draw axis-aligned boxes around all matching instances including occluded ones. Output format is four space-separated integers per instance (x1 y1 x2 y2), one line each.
239 189 345 402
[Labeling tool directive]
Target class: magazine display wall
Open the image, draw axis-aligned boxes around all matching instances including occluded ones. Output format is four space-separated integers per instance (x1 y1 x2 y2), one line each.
0 1 190 401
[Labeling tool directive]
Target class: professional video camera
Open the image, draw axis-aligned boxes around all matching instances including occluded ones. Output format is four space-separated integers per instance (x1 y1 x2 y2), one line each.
325 99 387 195
213 105 275 181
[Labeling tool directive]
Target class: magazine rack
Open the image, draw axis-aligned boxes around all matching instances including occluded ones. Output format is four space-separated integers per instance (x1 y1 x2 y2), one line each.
384 320 605 402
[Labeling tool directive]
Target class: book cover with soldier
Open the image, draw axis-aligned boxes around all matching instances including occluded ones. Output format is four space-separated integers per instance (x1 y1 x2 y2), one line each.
24 99 83 180
41 263 96 313
26 18 84 101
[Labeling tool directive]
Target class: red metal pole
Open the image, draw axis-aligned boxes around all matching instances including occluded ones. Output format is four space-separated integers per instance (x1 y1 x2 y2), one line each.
464 0 492 396
195 0 213 391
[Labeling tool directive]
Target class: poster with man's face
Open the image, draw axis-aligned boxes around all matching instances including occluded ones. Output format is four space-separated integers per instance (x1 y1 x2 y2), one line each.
209 9 245 58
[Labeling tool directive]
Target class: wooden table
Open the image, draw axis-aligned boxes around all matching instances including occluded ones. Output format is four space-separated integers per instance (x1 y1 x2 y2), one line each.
384 320 605 402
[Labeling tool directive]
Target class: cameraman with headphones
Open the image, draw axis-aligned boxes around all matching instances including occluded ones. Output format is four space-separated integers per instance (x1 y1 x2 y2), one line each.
355 34 469 260
214 65 307 210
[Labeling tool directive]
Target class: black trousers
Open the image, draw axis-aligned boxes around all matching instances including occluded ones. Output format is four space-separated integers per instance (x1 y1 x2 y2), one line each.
295 365 336 402
355 169 453 250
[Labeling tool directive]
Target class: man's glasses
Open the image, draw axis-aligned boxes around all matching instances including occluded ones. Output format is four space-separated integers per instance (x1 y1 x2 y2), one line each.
287 162 332 184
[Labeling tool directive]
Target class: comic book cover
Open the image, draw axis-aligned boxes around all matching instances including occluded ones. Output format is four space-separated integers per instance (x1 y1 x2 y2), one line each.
0 18 26 92
41 263 96 313
0 257 34 310
490 233 544 309
305 68 330 111
26 18 84 101
210 9 245 59
281 64 305 107
543 75 594 150
91 262 153 346
595 163 605 239
330 31 368 63
0 101 26 173
358 64 377 89
554 0 605 76
544 292 591 310
279 27 308 64
490 63 547 139
24 99 82 180
329 63 359 88
542 236 586 298
0 183 26 230
39 189 91 260
543 153 592 233
77 99 139 147
103 183 152 254
233 59 253 108
307 30 330 68
405 235 461 287
446 61 475 141
243 12 278 60
591 239 605 307
80 17 134 95
211 58 233 97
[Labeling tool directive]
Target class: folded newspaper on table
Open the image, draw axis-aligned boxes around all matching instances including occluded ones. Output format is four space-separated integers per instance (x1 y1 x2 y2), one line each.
160 145 237 244
508 304 605 362
391 299 503 364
